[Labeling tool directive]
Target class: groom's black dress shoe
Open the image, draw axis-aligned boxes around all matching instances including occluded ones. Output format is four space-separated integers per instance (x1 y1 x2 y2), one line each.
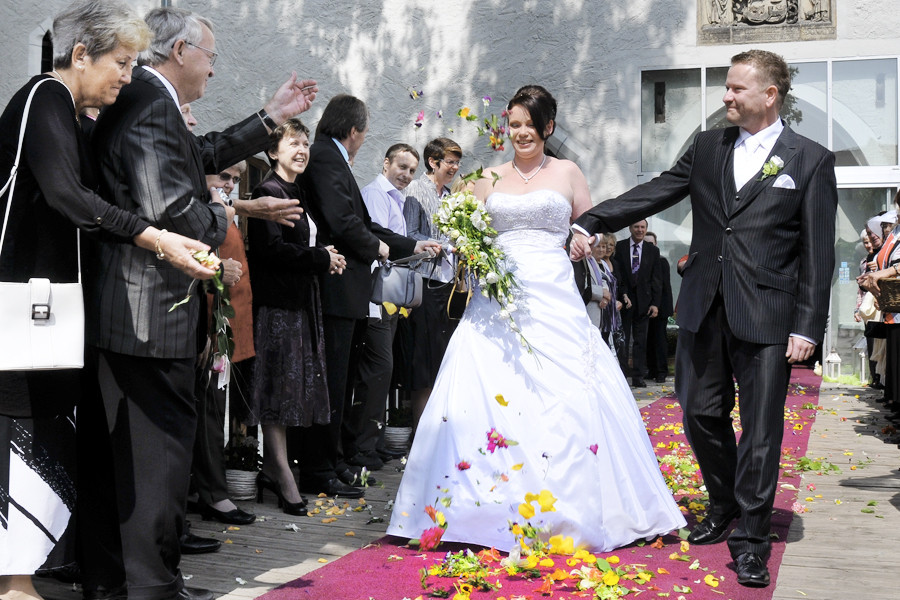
687 508 740 545
735 552 770 587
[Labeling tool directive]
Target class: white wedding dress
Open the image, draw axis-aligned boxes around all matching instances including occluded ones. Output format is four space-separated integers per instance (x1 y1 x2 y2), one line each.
387 190 686 552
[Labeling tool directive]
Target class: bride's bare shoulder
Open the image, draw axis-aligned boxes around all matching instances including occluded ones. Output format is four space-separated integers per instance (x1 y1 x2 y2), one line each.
473 162 512 200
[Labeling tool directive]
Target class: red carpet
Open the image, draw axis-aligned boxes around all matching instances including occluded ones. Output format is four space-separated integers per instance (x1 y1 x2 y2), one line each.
261 368 820 600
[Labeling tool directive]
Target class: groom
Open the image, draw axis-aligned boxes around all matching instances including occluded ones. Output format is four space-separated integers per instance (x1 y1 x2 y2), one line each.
571 49 837 587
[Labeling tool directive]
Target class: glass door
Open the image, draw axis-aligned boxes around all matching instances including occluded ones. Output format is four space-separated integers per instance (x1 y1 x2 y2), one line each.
826 187 898 379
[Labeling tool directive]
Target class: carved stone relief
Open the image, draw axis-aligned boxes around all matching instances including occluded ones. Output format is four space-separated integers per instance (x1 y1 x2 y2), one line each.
699 0 835 45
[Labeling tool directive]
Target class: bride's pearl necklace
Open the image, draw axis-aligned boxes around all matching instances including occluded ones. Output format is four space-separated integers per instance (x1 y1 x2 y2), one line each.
512 155 546 184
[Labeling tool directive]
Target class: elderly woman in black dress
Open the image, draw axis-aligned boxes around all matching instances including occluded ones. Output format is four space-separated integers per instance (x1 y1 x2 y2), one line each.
247 118 345 514
0 1 215 598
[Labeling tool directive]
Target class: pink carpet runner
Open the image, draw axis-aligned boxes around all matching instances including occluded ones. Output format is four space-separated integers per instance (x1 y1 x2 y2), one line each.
261 368 821 600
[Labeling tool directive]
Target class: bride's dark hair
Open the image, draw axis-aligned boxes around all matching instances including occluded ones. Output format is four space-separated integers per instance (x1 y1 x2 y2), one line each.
507 85 557 141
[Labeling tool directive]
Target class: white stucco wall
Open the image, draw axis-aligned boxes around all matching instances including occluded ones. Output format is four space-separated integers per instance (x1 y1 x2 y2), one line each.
1 0 897 199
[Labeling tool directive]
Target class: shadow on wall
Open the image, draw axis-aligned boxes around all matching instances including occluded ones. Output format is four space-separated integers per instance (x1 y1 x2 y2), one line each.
191 0 680 193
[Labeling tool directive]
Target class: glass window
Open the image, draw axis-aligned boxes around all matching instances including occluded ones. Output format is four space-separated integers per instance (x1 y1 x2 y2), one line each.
785 62 828 148
641 69 701 172
832 59 898 167
705 66 730 130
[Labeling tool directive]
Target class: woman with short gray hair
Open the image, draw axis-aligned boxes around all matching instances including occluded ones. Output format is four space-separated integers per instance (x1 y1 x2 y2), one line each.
0 2 213 598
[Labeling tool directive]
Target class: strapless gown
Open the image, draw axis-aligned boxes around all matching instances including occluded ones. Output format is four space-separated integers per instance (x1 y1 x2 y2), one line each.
386 190 686 552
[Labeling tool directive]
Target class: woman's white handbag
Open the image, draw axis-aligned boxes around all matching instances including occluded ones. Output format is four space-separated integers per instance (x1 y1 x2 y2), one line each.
0 77 84 371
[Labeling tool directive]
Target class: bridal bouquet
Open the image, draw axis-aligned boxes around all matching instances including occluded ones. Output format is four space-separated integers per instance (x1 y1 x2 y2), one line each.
433 190 530 350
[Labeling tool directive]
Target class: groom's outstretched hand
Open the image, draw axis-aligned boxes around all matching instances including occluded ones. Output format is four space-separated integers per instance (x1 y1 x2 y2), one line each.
786 336 815 364
570 231 593 261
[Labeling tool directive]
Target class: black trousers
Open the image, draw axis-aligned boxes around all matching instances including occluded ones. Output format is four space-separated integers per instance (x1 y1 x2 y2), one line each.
191 373 228 505
675 297 790 559
646 314 669 378
620 307 649 379
297 315 367 481
77 349 196 600
347 309 398 457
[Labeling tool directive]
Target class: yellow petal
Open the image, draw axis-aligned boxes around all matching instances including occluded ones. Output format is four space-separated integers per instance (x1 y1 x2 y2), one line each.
537 489 558 512
511 463 524 471
607 555 620 564
539 558 555 567
704 574 720 588
495 394 509 406
602 571 620 586
518 502 535 520
382 302 398 315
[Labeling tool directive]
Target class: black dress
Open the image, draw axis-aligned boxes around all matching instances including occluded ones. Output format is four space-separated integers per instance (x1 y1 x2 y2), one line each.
0 75 148 574
247 172 332 427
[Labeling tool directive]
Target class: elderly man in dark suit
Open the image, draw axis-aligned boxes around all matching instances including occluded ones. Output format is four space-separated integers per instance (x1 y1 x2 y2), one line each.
613 219 662 387
571 49 837 587
297 95 440 498
79 7 317 600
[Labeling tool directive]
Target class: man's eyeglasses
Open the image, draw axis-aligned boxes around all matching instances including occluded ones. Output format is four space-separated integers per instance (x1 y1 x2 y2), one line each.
217 173 241 184
186 41 218 67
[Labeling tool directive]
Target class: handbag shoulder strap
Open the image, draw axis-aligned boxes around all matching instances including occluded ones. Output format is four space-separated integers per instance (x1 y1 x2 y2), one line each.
0 76 81 282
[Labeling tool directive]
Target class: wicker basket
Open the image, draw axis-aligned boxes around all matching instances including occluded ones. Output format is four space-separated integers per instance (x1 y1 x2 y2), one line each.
879 278 900 313
225 469 258 501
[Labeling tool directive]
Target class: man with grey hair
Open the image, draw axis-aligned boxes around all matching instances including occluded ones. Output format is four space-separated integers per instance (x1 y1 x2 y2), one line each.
79 7 317 600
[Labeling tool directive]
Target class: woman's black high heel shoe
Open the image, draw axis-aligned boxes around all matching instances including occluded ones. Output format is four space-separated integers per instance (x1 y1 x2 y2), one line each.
256 471 308 516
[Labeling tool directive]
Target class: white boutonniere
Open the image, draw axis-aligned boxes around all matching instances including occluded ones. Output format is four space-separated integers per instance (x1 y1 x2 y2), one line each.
758 155 784 181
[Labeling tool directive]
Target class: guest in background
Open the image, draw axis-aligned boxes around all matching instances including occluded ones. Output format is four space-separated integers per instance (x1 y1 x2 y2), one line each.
644 231 674 383
855 228 882 389
860 206 900 417
189 161 257 526
584 243 611 329
298 95 437 498
596 233 624 355
247 118 345 514
347 143 424 471
613 220 662 387
403 137 463 431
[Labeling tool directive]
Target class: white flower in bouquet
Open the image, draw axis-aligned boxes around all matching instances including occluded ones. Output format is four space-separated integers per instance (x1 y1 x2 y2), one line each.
506 303 518 313
432 188 531 351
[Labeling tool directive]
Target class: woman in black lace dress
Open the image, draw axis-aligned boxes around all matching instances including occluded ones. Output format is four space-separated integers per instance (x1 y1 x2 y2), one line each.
247 118 345 514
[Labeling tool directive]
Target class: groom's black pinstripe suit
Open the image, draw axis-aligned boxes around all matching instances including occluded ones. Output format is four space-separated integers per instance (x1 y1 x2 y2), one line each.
576 122 837 558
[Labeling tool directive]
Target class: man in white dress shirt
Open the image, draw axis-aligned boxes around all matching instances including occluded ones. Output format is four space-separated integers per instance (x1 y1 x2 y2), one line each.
570 49 837 587
346 144 422 469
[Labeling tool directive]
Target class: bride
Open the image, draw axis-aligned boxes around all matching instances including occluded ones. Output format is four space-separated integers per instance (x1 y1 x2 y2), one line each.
386 85 685 552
